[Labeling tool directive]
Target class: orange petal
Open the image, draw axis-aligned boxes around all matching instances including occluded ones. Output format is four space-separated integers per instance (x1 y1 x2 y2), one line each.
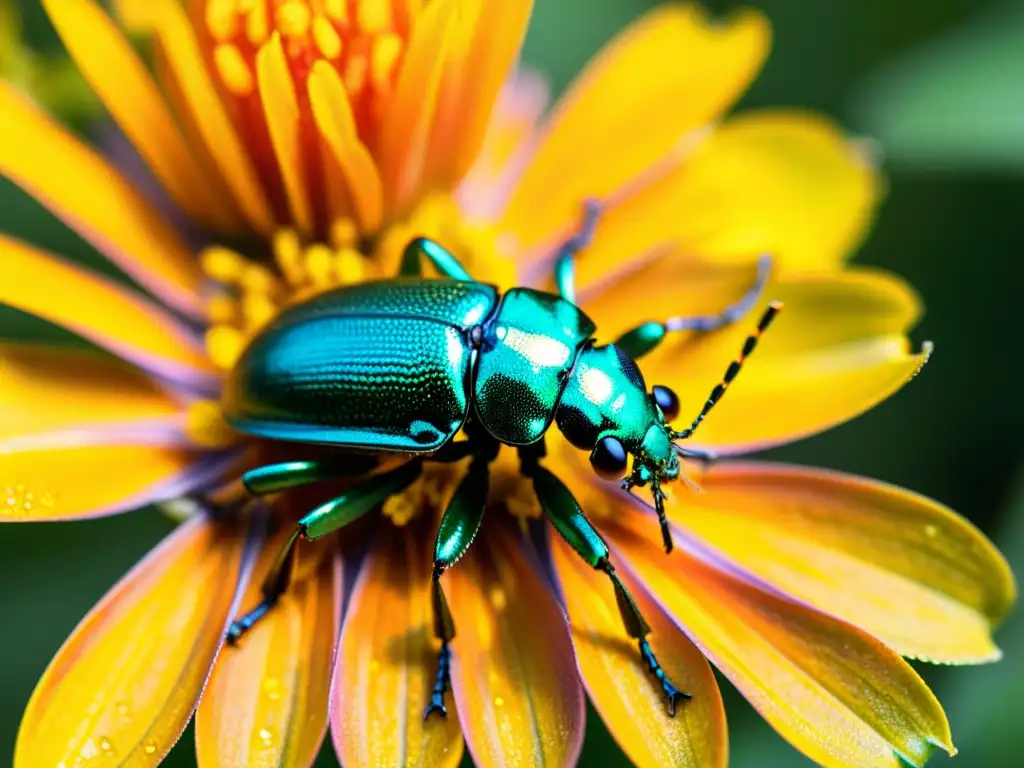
40 0 239 231
378 0 457 216
0 81 204 318
15 514 252 767
151 0 276 234
0 234 217 389
667 462 1015 663
607 516 955 768
446 521 584 767
331 525 463 768
0 343 179 443
424 0 533 190
196 531 340 768
501 4 769 253
256 33 314 233
0 445 230 521
307 61 384 232
550 533 727 768
571 110 881 282
589 263 928 454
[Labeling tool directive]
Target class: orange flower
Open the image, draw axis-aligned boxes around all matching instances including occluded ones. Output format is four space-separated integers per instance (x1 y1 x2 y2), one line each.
0 2 1014 767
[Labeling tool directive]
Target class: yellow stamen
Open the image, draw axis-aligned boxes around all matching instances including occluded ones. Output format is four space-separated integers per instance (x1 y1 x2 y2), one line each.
312 16 343 59
200 246 245 283
357 0 392 34
506 481 541 522
246 3 270 45
344 55 368 95
213 44 255 96
205 0 239 41
335 248 366 283
276 1 312 38
242 293 278 332
323 0 348 24
273 228 306 285
186 400 237 448
206 325 247 370
207 294 238 324
304 243 335 287
240 263 279 295
235 0 258 13
370 33 403 92
329 218 359 249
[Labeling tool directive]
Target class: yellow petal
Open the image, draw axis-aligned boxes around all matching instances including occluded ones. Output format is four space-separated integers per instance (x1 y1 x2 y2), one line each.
551 533 727 768
501 4 770 252
447 522 584 767
15 514 251 767
607 517 955 768
0 444 223 521
308 61 384 232
668 462 1015 663
0 234 217 389
256 33 314 233
152 0 277 235
424 0 533 190
0 81 204 318
40 0 239 231
573 110 881 280
378 0 456 216
196 532 339 768
331 525 463 768
0 343 179 442
590 263 927 454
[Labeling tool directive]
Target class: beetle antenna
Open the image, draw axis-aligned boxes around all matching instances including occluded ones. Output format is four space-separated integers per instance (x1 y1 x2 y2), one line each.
672 301 783 441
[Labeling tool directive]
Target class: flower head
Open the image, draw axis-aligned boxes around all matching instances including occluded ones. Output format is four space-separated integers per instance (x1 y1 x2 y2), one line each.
0 2 1015 768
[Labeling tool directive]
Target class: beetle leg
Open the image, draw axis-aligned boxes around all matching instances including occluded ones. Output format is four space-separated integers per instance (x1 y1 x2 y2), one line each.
400 237 473 280
552 198 601 304
614 254 773 360
424 453 491 718
242 455 379 495
227 461 422 644
527 462 690 715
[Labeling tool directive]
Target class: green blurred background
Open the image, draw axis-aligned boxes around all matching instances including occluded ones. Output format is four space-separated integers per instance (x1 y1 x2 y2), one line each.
1 0 1022 765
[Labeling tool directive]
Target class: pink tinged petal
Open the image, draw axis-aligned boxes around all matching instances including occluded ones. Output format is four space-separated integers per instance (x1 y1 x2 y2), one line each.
196 532 341 768
447 522 585 768
606 514 956 768
14 513 256 767
0 234 218 391
550 532 728 768
0 81 205 319
667 462 1016 664
331 526 463 768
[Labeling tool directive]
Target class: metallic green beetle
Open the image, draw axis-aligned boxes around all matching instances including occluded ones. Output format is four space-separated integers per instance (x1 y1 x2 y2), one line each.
221 203 780 717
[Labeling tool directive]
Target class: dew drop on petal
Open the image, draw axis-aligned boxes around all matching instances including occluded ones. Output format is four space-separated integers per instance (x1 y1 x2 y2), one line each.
143 742 158 755
924 524 939 538
259 727 274 746
494 695 505 708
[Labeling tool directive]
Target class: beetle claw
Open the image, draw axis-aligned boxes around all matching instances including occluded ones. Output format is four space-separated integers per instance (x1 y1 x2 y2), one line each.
423 640 452 720
423 694 448 720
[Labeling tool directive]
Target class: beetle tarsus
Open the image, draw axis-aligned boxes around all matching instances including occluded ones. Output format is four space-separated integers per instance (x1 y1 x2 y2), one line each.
424 641 452 719
638 638 691 716
226 600 274 645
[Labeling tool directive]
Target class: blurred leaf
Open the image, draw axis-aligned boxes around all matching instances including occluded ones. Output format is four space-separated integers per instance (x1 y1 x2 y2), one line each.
850 3 1024 173
934 469 1023 763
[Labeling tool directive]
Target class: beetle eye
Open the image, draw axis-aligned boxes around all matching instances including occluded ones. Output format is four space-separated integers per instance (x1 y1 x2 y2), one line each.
590 436 628 480
651 385 680 422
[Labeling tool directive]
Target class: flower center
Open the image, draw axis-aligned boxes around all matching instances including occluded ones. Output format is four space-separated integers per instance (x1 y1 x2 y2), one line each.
199 0 416 147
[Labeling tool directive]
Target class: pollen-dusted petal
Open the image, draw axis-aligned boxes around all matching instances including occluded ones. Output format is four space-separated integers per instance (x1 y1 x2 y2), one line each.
591 263 927 454
40 0 239 231
501 4 769 253
550 534 727 768
378 0 457 216
0 235 218 390
331 526 463 768
606 518 955 768
0 343 179 442
574 110 882 282
666 463 1015 664
0 82 205 319
424 0 533 190
446 522 584 768
14 514 253 767
196 534 340 768
256 33 314 233
0 445 233 521
152 0 277 234
308 61 384 232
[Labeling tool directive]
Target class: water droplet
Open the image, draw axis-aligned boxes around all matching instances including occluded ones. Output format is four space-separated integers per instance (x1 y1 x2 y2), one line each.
79 739 99 760
116 702 130 716
262 677 282 701
99 736 115 756
924 524 939 538
143 741 158 755
259 727 274 746
493 695 505 708
489 587 507 611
